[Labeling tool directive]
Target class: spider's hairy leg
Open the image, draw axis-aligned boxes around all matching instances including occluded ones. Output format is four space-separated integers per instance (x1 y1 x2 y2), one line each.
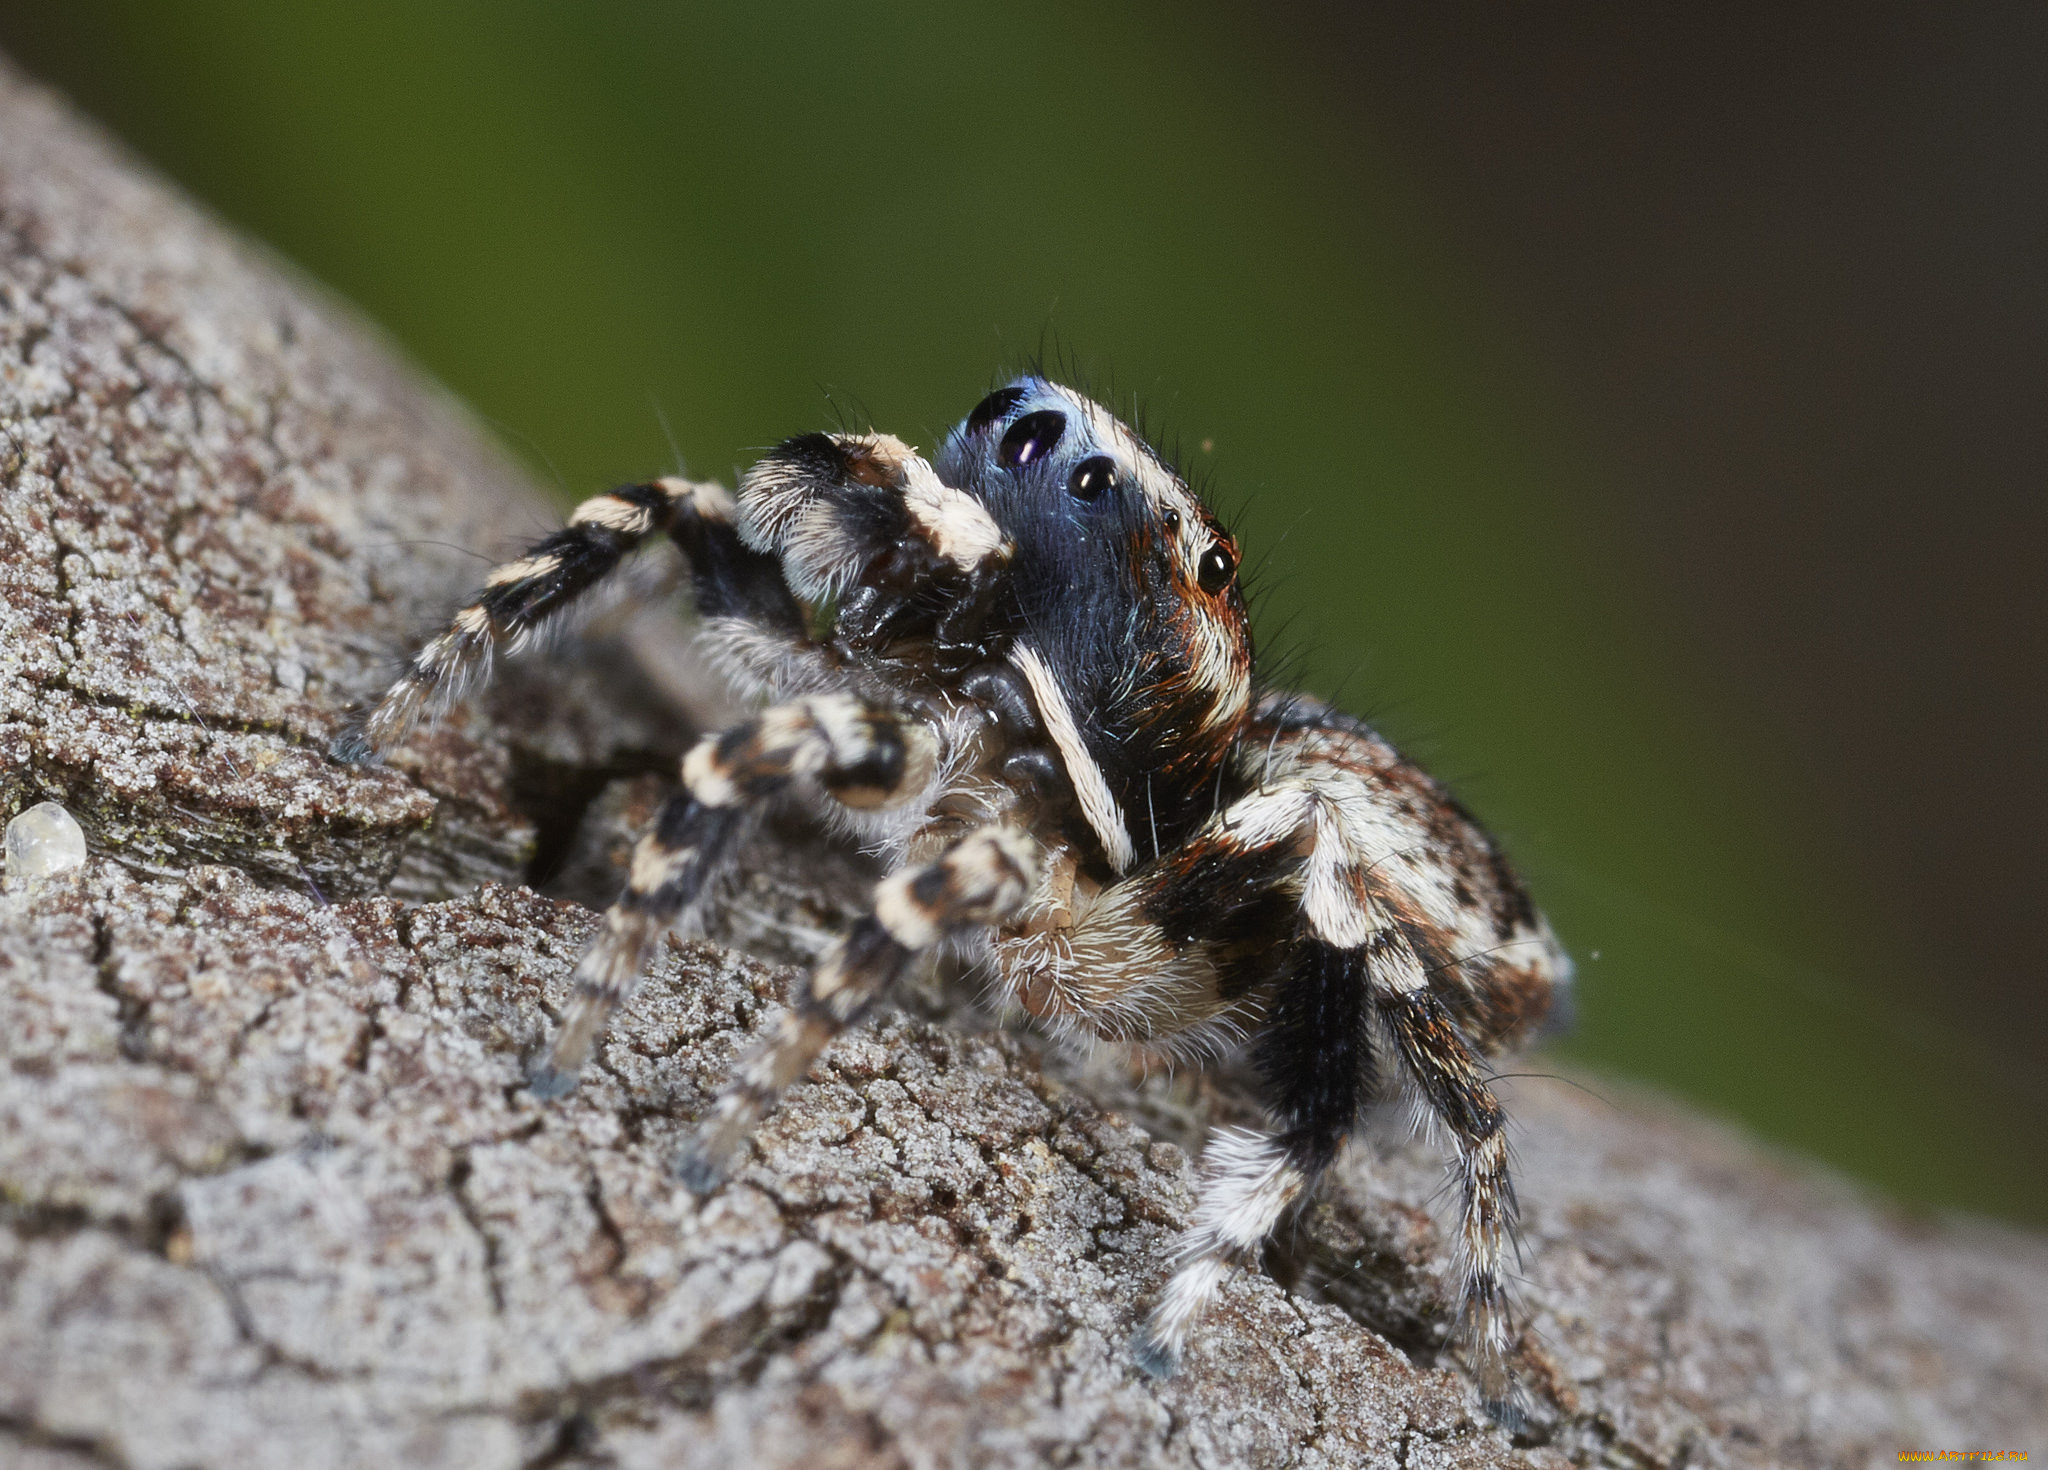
663 474 807 634
334 477 739 762
1132 771 1531 1414
674 823 1040 1194
993 817 1299 1050
1132 938 1373 1378
1378 985 1523 1423
526 788 744 1099
1131 1127 1314 1378
528 691 942 1098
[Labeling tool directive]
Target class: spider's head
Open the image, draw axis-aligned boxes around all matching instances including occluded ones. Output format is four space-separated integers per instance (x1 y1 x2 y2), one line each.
939 377 1252 864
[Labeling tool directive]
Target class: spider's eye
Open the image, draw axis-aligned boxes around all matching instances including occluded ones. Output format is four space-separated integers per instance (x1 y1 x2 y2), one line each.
1196 543 1236 594
966 386 1027 433
998 410 1066 468
1161 507 1181 534
1068 456 1117 502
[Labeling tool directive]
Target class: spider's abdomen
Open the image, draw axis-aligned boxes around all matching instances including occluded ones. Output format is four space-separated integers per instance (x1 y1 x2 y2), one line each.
1239 692 1571 1053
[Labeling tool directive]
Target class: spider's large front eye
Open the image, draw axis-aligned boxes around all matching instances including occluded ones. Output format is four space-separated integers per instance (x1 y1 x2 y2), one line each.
967 386 1027 433
1196 543 1236 594
1068 456 1117 502
998 410 1066 467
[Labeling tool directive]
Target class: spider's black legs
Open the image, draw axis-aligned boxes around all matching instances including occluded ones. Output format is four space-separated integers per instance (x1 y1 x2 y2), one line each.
1131 938 1376 1378
1117 761 1533 1409
335 476 781 762
529 692 941 1097
673 823 1039 1193
1129 942 1526 1412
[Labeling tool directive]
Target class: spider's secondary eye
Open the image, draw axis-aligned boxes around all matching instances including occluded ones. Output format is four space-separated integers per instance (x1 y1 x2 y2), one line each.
998 410 1066 467
1068 456 1117 501
967 386 1027 433
1197 543 1236 593
1161 507 1181 534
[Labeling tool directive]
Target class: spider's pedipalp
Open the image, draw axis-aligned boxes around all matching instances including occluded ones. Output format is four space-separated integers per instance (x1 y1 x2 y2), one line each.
737 431 1012 659
1009 642 1139 873
334 476 738 762
531 691 942 1097
675 824 1039 1193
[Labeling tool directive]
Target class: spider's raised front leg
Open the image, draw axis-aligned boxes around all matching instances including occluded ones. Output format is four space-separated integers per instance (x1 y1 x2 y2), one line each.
334 475 803 762
528 690 941 1097
673 821 1040 1192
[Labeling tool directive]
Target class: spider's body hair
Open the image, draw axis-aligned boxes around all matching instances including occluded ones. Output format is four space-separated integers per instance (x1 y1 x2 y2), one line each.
337 375 1569 1421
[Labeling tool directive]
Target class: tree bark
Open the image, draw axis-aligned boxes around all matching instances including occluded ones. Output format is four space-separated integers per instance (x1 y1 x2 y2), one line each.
1 53 2042 1470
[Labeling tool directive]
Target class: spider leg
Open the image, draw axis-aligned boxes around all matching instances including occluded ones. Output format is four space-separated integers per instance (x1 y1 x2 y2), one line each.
1125 773 1529 1417
1131 913 1526 1413
664 477 807 634
1131 936 1373 1377
1377 984 1522 1421
528 691 941 1097
526 788 744 1099
336 476 793 761
674 822 1039 1194
1130 1127 1312 1378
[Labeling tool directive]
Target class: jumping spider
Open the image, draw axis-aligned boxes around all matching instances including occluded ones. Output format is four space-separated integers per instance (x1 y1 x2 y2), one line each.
336 377 1570 1415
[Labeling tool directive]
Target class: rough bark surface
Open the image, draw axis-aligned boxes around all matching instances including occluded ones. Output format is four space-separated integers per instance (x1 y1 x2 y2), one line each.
1 55 2043 1470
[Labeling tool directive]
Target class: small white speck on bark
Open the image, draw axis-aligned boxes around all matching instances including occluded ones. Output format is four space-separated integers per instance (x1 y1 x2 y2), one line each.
5 799 87 880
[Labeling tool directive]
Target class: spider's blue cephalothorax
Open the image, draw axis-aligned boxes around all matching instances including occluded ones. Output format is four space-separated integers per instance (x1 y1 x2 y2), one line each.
939 378 1251 868
335 375 1570 1421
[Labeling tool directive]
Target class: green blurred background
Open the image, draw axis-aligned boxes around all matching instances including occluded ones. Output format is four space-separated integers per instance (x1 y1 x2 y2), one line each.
3 4 2040 1222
